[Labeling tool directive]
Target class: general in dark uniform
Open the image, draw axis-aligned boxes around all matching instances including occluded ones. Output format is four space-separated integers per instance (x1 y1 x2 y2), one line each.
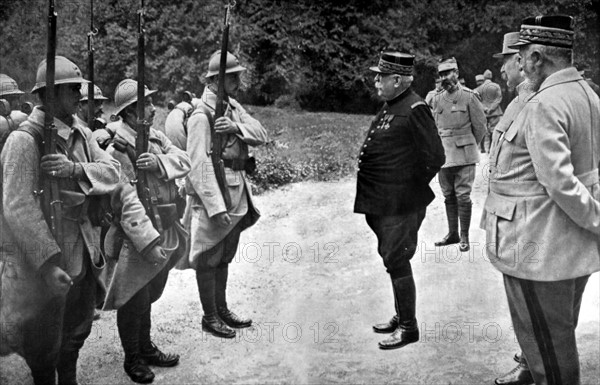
354 51 445 350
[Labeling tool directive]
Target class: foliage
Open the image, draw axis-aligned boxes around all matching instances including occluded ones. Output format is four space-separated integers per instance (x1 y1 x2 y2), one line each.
1 0 598 113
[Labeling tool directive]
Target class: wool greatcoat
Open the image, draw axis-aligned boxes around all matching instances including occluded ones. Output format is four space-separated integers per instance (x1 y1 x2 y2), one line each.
0 106 120 356
483 67 600 281
177 88 267 270
101 120 190 310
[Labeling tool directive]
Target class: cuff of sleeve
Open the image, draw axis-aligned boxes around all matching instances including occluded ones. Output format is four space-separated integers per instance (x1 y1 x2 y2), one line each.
155 154 169 179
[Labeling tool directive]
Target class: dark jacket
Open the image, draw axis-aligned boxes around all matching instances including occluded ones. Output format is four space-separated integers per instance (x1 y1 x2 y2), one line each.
354 88 445 216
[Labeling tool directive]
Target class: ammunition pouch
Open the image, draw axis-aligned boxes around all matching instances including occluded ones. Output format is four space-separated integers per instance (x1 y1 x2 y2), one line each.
156 203 179 230
223 156 256 175
88 194 113 227
60 190 87 222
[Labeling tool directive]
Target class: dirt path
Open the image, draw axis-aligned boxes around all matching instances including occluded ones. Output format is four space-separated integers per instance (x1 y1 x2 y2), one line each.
2 155 599 384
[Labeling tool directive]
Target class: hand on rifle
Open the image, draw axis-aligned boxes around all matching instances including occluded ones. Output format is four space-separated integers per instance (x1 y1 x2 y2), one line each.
39 257 73 296
215 117 240 135
41 154 75 178
213 212 232 228
145 245 167 266
136 153 159 172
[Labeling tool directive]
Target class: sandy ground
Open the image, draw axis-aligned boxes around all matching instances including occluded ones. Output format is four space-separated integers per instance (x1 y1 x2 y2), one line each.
2 154 599 384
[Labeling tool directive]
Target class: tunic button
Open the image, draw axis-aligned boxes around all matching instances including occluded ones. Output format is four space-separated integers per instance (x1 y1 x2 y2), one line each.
367 138 371 141
360 151 364 155
371 130 374 133
358 160 362 164
363 144 367 148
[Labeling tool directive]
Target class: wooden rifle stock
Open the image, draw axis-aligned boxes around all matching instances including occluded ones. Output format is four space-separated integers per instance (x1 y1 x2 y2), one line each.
212 5 233 210
43 0 64 248
135 0 163 233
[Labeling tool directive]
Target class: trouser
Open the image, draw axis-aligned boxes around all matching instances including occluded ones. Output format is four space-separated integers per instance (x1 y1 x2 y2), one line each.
365 209 426 328
21 264 96 384
117 266 170 359
439 165 475 235
503 274 590 385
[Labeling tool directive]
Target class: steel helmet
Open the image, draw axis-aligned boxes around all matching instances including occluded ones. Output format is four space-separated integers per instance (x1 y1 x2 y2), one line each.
205 50 246 78
80 83 109 102
0 74 25 96
31 56 89 93
113 79 157 115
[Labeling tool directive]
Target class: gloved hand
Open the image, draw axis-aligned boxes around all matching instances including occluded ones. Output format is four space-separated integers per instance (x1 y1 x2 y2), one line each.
40 154 75 178
145 245 167 266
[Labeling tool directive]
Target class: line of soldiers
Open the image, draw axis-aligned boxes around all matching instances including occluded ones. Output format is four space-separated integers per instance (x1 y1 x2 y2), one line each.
356 13 600 385
0 50 267 385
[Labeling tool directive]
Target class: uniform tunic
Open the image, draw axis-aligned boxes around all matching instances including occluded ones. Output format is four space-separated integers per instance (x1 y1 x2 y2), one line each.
434 86 486 168
354 88 445 216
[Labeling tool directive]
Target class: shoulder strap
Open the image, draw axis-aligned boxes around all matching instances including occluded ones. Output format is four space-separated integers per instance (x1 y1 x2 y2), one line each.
190 104 215 132
16 124 44 154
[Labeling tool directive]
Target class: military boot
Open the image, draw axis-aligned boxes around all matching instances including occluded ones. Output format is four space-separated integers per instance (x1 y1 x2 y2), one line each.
373 278 401 333
458 201 472 252
378 275 419 350
215 265 252 328
57 351 79 385
435 202 460 246
197 269 236 338
494 362 533 385
117 307 154 383
138 306 180 367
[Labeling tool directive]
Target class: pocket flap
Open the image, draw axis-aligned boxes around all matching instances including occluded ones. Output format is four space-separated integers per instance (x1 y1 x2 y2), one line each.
504 122 518 142
455 136 476 147
450 105 467 113
225 168 241 186
60 190 86 207
484 192 516 220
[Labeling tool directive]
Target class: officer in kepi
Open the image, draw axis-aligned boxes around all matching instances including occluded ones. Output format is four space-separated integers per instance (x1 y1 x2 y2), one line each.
0 73 29 140
354 51 445 350
433 57 486 252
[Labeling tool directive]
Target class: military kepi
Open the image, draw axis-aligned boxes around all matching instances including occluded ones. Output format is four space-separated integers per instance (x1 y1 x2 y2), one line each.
370 52 414 76
510 15 574 49
438 57 458 72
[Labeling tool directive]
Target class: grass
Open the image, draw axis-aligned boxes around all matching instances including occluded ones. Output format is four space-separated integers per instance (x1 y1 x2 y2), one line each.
105 103 373 193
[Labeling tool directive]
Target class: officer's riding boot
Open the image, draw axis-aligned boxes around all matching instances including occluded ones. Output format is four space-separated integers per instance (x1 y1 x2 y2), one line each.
117 308 154 384
215 265 252 328
196 269 236 338
372 279 400 334
32 369 56 385
57 351 78 385
138 305 180 367
458 201 472 252
378 276 419 350
495 356 533 385
435 202 460 246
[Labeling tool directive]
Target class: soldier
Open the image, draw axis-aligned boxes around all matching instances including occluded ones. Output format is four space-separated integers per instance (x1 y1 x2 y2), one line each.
483 15 600 384
177 50 268 339
475 74 485 88
433 57 486 252
354 51 445 350
76 83 108 132
483 31 535 385
164 91 201 150
101 79 190 383
0 56 120 385
0 74 29 145
475 69 503 153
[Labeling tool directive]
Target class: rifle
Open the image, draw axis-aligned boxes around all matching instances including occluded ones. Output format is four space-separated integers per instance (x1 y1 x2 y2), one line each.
43 0 64 248
87 0 97 130
134 0 163 233
212 3 233 210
